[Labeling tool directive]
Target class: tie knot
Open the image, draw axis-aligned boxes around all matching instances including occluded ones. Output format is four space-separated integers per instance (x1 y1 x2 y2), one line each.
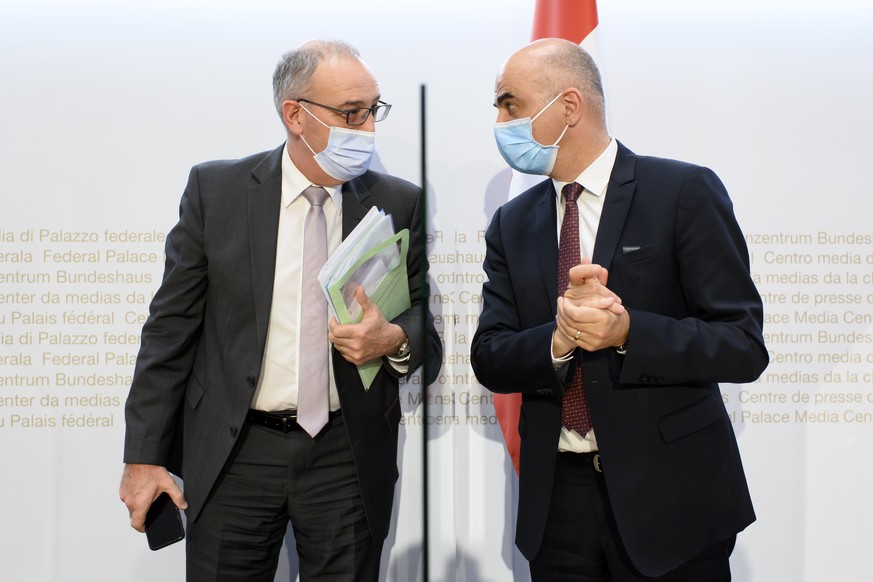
562 182 583 203
302 186 329 207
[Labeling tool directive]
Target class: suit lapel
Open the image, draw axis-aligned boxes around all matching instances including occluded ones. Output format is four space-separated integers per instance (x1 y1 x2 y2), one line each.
247 145 284 356
332 175 375 393
592 141 636 269
341 174 373 238
531 180 560 309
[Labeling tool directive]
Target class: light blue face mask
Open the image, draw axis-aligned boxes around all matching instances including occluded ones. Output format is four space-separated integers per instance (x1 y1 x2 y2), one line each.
300 104 375 182
493 92 569 175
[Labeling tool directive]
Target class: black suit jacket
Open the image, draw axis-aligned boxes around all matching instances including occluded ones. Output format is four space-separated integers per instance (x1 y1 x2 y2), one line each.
471 142 768 576
123 144 441 543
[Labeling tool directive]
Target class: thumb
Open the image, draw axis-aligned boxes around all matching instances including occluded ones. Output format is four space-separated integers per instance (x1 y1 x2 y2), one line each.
355 285 374 312
167 484 188 510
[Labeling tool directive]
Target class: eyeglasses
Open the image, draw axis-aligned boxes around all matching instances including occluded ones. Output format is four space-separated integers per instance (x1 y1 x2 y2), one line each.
296 98 392 126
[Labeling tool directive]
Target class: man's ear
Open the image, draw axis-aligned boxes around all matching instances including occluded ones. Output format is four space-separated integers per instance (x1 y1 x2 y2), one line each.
562 88 585 127
282 100 304 136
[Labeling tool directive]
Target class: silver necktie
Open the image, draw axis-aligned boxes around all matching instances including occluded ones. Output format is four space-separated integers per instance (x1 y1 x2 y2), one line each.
297 186 330 437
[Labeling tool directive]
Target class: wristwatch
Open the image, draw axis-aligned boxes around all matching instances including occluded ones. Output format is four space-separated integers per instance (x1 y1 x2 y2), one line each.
393 335 410 358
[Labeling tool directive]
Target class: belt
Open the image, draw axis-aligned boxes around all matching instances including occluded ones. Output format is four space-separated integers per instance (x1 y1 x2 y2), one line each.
247 409 342 433
560 451 603 473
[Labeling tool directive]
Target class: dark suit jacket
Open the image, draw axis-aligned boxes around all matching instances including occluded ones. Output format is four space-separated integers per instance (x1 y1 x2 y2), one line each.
123 144 442 543
471 142 769 576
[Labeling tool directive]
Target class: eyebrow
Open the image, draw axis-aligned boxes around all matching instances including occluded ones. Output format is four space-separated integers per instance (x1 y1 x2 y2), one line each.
494 91 516 108
337 95 382 108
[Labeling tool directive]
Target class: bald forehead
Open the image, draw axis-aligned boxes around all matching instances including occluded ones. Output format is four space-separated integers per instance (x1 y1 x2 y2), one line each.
309 56 380 107
498 38 578 83
502 45 546 75
312 55 371 83
494 50 548 106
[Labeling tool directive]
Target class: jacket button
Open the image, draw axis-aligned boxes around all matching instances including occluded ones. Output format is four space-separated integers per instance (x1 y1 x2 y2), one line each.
246 376 256 387
230 426 238 438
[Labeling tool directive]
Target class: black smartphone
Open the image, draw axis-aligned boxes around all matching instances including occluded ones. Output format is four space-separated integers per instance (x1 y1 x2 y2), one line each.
145 492 185 551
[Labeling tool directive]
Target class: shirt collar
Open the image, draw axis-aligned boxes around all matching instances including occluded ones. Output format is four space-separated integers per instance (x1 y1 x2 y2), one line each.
553 137 618 200
281 143 342 211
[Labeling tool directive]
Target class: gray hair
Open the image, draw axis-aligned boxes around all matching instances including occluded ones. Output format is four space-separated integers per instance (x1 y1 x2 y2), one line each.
539 43 606 121
272 40 361 119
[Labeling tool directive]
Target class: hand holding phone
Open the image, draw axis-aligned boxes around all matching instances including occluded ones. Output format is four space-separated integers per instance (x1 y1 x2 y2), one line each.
145 492 185 550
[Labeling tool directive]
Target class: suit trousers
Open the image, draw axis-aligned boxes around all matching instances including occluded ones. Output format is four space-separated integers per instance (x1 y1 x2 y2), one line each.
529 452 733 582
186 413 381 581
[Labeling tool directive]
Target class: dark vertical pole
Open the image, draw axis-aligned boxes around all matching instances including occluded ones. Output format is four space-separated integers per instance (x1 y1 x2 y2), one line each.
419 83 430 582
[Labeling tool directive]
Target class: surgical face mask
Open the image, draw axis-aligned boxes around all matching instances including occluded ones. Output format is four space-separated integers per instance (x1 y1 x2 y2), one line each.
493 92 569 175
299 104 375 182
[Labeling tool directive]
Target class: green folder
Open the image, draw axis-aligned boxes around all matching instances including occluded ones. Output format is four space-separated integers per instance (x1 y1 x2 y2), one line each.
327 228 410 389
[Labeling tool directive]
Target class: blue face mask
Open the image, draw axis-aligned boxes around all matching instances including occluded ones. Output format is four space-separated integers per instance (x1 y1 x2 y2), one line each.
300 104 375 182
493 92 569 176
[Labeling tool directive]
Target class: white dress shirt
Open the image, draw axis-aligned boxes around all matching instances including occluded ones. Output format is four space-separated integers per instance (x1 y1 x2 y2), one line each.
551 137 618 453
250 147 343 412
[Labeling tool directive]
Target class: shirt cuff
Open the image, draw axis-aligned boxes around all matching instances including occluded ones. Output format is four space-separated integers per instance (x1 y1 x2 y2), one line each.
386 353 410 375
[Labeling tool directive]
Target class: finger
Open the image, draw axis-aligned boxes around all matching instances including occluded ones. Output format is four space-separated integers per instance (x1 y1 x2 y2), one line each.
585 295 621 311
567 263 602 286
556 299 584 340
553 300 578 353
355 285 373 312
556 318 577 343
336 344 354 361
328 318 344 343
165 483 188 510
559 296 594 324
565 306 614 337
329 317 354 343
130 506 149 533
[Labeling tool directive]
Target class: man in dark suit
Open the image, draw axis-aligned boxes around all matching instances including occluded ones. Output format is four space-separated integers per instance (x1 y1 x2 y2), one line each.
119 40 441 580
471 39 769 580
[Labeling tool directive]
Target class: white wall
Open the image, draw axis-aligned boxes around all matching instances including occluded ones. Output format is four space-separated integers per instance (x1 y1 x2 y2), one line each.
1 1 872 580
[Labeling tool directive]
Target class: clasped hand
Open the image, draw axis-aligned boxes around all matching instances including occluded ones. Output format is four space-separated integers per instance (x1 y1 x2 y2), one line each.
328 285 406 365
553 260 630 356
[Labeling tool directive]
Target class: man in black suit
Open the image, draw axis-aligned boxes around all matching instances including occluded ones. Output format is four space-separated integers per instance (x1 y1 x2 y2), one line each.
120 40 441 580
471 39 768 580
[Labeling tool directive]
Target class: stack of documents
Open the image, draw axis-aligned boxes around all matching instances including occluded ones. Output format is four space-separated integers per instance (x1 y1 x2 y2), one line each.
318 206 410 388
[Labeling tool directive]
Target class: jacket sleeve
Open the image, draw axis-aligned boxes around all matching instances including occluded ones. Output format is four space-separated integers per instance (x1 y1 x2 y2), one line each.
616 166 769 385
471 205 573 397
123 165 208 468
385 184 443 386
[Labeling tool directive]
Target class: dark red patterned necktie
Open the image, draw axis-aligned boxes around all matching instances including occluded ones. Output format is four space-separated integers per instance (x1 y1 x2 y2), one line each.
558 182 592 436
